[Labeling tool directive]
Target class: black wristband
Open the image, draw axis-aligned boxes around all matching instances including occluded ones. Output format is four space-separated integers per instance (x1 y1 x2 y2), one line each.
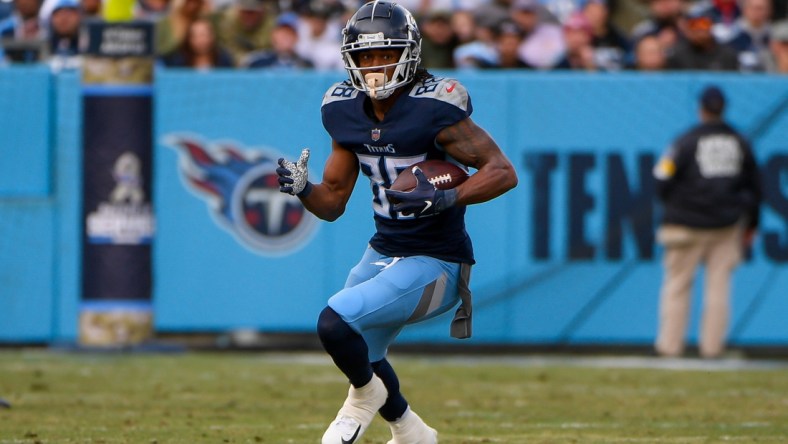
297 181 313 198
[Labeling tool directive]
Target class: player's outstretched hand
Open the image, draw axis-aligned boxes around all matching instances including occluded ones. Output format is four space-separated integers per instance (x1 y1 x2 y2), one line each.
277 148 312 197
385 167 457 218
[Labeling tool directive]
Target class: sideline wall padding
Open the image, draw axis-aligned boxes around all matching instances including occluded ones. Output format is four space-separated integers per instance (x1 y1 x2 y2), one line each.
152 71 788 347
2 69 787 347
0 66 51 197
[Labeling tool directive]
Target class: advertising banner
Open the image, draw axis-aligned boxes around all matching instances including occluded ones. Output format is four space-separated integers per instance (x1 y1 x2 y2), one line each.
80 20 155 346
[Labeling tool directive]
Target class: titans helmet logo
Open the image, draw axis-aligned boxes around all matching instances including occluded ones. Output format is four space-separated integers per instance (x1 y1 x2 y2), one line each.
164 135 318 255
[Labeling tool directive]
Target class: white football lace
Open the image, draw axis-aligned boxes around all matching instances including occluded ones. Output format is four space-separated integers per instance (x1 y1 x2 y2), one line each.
429 174 452 186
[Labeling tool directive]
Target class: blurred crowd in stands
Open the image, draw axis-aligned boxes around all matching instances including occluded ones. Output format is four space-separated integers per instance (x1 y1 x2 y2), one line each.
1 0 787 73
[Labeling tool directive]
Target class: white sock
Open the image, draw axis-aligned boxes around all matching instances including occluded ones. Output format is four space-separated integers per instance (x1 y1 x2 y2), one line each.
388 407 437 444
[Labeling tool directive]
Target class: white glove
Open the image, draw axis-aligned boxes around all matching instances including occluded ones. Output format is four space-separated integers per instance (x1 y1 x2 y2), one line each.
276 148 311 196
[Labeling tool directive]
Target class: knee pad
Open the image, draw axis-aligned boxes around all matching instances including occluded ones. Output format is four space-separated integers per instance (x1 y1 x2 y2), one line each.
317 306 356 345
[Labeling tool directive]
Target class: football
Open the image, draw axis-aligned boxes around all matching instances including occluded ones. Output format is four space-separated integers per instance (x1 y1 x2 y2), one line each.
390 159 469 192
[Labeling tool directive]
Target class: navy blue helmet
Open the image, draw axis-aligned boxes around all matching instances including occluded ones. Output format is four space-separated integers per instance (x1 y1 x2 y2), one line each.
341 1 422 99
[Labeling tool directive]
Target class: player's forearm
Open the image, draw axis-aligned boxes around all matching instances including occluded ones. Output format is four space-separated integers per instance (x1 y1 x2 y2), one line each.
299 183 347 222
455 157 517 206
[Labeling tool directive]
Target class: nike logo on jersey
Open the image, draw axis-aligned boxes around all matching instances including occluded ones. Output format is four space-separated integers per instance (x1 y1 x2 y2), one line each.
342 425 361 443
446 83 456 93
423 200 433 212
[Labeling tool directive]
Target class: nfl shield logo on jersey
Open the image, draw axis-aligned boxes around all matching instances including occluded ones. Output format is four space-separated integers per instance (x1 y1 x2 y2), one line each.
371 128 381 141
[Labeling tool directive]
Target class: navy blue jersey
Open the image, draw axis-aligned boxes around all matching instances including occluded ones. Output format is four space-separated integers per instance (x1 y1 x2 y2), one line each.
321 75 474 264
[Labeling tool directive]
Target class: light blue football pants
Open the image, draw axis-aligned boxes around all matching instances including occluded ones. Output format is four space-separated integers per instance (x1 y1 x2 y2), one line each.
327 246 463 362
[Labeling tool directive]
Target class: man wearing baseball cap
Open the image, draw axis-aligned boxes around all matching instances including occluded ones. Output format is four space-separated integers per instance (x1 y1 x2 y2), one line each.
48 0 81 70
667 4 739 70
653 85 762 359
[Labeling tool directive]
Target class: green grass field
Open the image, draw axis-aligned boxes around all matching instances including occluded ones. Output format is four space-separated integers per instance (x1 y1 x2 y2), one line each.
1 350 787 443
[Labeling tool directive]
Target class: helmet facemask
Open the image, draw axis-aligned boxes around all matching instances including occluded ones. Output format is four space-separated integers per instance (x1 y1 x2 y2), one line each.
342 40 418 100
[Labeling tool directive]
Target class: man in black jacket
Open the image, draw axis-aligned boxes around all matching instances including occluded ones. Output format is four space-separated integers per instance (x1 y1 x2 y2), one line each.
666 5 739 71
653 85 761 359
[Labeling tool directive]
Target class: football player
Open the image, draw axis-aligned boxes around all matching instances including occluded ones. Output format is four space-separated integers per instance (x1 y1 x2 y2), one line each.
276 1 517 443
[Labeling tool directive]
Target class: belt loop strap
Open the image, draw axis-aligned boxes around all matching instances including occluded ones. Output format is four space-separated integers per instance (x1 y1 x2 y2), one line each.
450 263 473 339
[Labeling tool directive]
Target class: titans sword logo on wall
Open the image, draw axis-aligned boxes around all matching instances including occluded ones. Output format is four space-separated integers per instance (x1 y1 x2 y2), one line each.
164 135 318 255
